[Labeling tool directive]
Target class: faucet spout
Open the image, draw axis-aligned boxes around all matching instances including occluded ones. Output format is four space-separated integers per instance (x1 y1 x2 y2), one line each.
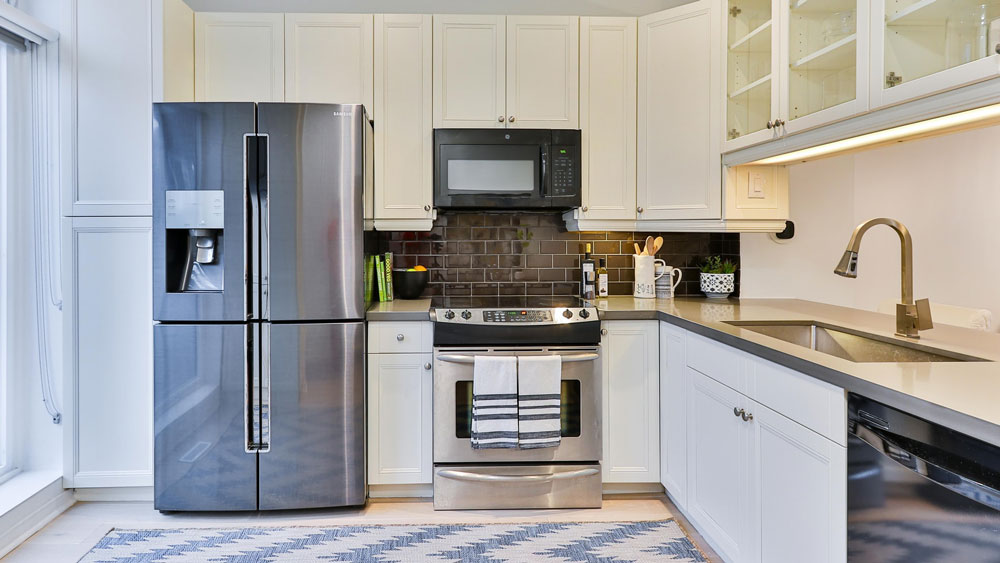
833 217 931 338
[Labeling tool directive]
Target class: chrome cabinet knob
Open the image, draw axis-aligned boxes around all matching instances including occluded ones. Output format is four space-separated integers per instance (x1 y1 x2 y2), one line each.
396 334 405 341
498 116 505 122
600 328 608 336
424 204 431 211
637 207 644 213
424 363 432 370
767 119 785 129
741 411 754 422
733 407 743 417
581 206 589 212
508 116 515 123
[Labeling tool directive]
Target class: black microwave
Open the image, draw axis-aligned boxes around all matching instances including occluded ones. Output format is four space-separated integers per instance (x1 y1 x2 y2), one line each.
434 129 581 209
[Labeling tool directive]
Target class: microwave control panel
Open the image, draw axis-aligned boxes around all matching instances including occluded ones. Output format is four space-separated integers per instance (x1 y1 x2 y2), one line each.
551 146 579 197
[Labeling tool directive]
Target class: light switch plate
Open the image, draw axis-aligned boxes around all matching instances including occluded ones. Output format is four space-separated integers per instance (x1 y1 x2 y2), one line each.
749 171 767 199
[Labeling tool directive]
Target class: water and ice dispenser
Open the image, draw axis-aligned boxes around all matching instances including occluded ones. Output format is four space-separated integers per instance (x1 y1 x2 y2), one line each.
164 190 225 292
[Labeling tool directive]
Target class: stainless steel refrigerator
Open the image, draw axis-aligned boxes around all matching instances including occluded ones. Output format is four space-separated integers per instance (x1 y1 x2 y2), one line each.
151 102 372 511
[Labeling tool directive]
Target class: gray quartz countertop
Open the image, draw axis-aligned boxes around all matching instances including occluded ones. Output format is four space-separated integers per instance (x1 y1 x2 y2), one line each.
366 296 1000 445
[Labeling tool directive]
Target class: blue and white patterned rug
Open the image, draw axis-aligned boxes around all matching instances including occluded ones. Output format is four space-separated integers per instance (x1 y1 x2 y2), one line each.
80 520 707 562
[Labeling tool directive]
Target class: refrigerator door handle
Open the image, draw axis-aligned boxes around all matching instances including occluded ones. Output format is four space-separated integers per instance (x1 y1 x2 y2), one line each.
259 323 271 453
258 134 270 321
244 133 260 321
244 324 257 453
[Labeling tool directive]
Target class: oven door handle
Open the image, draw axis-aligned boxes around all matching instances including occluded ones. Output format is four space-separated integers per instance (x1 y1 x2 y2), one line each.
435 353 599 364
437 468 599 484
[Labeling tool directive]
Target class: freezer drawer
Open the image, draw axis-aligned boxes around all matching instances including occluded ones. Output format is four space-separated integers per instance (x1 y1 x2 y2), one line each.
258 321 366 509
433 464 602 510
153 323 256 511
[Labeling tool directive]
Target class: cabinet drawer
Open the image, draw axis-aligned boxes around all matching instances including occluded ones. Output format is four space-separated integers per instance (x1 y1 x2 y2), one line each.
686 332 742 391
746 357 847 446
368 322 433 354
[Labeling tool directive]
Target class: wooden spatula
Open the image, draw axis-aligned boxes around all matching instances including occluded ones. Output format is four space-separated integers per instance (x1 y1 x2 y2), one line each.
634 242 642 256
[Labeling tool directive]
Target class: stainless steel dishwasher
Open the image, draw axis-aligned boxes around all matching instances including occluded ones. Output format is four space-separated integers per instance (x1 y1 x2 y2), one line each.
847 393 1000 562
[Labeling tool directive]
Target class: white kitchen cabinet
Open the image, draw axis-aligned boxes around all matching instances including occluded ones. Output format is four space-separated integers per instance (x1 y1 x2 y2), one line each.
686 367 751 563
367 353 434 485
601 321 659 484
433 15 579 129
578 17 637 223
374 14 434 231
73 0 152 216
284 14 373 109
433 15 506 128
659 321 688 508
749 399 846 563
195 12 284 102
871 0 1000 109
724 0 781 151
505 16 579 128
63 217 153 488
638 2 723 221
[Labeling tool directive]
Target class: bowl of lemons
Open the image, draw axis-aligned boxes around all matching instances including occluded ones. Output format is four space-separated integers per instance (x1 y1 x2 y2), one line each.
392 265 429 299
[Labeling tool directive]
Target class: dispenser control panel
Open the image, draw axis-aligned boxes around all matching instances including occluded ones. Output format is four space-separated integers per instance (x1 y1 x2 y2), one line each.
165 190 225 229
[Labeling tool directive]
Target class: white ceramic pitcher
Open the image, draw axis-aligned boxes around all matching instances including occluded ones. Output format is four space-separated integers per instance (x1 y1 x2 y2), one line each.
633 255 666 299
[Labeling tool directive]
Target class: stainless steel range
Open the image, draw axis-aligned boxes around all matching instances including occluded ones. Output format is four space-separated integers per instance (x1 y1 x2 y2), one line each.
432 296 602 510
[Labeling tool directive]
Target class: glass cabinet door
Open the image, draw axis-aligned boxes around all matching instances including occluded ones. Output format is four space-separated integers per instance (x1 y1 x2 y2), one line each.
784 0 861 124
878 0 1000 104
726 0 779 147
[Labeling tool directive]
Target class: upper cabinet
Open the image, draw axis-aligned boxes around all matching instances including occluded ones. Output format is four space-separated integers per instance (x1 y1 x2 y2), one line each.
195 13 285 102
725 0 781 150
638 1 723 221
374 14 435 230
433 15 579 128
284 14 373 109
872 0 1000 108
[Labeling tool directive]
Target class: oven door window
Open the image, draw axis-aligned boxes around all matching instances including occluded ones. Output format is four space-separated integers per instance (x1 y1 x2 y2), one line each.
456 380 581 439
440 144 540 196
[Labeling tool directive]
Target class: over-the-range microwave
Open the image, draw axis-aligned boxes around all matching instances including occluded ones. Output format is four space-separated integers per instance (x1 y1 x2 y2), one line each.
433 128 581 209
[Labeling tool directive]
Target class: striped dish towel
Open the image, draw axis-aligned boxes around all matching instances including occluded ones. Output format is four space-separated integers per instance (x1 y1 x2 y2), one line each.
517 355 562 449
471 356 518 449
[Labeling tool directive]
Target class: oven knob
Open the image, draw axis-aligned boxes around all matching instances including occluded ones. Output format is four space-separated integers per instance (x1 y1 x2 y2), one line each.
562 309 574 319
579 309 590 319
461 310 472 320
444 310 455 320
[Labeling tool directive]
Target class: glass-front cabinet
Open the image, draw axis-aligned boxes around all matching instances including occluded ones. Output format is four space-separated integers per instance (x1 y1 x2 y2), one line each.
873 0 1000 107
726 0 781 150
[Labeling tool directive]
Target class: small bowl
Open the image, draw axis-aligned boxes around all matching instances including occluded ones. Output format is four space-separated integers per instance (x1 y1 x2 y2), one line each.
392 269 429 299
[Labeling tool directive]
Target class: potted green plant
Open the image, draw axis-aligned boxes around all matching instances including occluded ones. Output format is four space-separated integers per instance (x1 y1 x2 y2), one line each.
699 256 737 299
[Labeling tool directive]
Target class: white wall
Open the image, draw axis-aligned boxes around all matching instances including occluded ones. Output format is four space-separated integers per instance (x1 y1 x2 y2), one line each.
741 124 1000 327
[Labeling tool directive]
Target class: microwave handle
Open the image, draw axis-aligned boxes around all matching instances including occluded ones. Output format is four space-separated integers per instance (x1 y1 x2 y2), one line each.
539 144 549 197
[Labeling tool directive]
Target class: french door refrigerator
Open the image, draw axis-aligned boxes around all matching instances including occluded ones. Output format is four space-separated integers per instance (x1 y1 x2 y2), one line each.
151 102 372 511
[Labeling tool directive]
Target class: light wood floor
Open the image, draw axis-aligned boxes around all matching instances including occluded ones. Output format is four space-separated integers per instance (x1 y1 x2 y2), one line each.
3 495 720 562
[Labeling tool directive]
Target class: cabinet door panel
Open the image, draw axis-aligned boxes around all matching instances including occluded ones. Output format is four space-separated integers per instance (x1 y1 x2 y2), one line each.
686 367 749 563
506 16 579 128
374 14 434 227
638 3 722 220
195 13 284 102
284 14 373 109
368 354 433 484
580 17 637 221
433 15 506 128
659 322 687 507
750 401 846 563
601 321 659 483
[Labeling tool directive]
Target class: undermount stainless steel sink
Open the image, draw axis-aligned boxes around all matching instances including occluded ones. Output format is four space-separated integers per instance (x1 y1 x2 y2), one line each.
725 320 990 363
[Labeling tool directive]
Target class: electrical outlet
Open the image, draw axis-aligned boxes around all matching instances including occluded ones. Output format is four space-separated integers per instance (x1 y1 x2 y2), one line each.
749 171 767 199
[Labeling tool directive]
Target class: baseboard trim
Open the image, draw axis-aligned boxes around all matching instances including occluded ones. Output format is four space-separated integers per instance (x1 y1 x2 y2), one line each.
0 475 75 559
368 484 433 499
73 486 154 502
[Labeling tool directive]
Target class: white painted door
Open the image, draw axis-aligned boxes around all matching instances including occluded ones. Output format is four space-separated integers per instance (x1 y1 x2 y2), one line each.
374 14 434 230
601 321 659 484
579 17 637 222
433 15 506 128
748 400 847 563
659 322 688 508
284 14 373 109
195 12 284 102
505 16 579 128
64 217 153 488
686 367 751 563
638 2 722 221
367 354 434 485
73 0 152 216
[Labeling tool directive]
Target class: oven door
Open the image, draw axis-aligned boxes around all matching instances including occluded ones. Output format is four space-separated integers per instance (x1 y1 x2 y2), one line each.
433 347 601 464
434 129 549 209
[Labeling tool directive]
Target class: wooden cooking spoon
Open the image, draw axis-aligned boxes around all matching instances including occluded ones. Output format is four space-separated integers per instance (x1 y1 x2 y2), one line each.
644 236 654 256
651 236 663 255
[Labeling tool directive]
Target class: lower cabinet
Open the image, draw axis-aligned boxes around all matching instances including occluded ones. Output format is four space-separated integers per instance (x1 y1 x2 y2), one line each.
659 321 687 507
64 217 153 488
601 320 659 484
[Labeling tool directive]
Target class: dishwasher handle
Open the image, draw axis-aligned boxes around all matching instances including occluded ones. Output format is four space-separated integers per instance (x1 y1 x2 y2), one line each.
435 353 599 364
851 421 1000 509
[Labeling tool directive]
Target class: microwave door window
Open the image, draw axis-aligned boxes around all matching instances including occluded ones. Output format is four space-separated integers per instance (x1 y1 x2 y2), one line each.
448 160 535 193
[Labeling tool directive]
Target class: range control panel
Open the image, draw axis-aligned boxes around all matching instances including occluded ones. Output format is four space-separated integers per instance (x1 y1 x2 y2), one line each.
483 310 552 323
434 307 598 325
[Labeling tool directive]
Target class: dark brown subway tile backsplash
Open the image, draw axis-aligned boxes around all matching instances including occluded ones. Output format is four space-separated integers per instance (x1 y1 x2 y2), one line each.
378 212 740 298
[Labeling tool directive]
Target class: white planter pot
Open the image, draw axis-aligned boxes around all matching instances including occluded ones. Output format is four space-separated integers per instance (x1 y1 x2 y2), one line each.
700 272 735 299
